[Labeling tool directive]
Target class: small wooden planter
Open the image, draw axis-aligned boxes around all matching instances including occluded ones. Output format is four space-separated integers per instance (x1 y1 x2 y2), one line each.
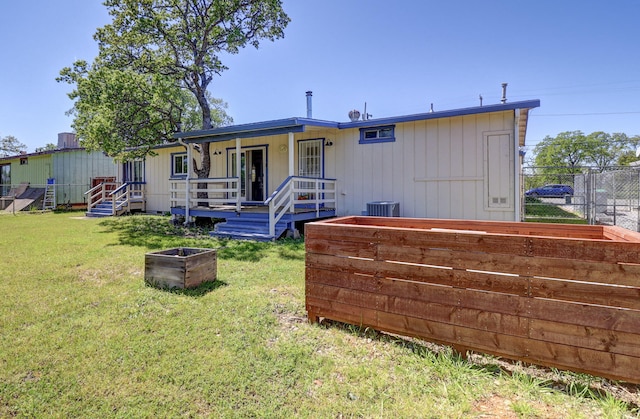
145 247 217 289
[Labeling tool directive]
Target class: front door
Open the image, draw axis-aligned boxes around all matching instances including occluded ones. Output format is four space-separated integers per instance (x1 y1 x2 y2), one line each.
229 147 266 202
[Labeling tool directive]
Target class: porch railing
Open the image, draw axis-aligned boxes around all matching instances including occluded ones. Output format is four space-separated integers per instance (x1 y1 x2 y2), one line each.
265 176 337 237
169 177 240 213
84 182 145 215
109 182 146 215
85 182 118 212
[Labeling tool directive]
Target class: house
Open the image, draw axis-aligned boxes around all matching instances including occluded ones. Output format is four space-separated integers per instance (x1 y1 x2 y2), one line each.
127 96 539 239
0 134 118 211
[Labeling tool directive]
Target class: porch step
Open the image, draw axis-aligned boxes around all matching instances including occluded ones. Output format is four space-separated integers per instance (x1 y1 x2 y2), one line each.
210 217 290 241
85 200 127 217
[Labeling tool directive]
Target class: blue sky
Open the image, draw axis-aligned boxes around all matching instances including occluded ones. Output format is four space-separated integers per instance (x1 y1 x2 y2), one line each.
1 1 640 153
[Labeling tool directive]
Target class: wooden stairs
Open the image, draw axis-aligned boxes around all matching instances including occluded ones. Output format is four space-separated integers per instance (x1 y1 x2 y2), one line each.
85 200 128 217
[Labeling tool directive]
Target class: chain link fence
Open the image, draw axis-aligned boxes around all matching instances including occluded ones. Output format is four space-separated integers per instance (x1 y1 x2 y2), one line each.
522 166 640 231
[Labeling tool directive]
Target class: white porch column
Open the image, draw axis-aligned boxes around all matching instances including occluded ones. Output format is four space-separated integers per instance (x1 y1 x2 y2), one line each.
185 143 191 223
288 132 294 177
236 137 242 212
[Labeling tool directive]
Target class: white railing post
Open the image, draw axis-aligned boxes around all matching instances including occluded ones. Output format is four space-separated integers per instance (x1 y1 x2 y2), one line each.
184 148 191 224
269 199 275 238
288 132 294 177
315 179 320 216
112 189 116 215
235 138 242 213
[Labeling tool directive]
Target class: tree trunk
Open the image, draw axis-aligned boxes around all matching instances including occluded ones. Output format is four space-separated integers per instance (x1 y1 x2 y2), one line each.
192 85 212 206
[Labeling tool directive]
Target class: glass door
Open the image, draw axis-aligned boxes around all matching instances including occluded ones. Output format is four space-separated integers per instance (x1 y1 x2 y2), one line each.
229 147 266 202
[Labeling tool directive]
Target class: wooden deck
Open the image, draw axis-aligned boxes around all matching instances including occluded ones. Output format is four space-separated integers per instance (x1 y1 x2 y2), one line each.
171 204 336 240
171 203 335 219
305 216 640 383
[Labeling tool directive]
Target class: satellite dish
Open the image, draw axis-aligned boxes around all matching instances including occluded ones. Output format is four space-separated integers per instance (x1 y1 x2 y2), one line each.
636 146 640 158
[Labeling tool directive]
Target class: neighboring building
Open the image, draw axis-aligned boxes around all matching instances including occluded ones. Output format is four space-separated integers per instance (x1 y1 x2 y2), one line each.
0 138 118 208
115 97 539 239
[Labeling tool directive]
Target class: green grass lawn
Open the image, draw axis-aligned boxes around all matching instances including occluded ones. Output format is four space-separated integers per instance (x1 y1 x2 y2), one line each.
0 212 637 417
524 197 588 224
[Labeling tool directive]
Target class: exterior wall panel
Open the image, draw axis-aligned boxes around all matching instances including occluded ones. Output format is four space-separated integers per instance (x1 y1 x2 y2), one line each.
144 108 520 222
145 146 176 213
10 155 52 186
333 110 516 221
52 150 117 205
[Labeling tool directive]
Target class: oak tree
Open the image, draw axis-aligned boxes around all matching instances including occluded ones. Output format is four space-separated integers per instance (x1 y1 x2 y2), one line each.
59 0 289 173
533 130 640 172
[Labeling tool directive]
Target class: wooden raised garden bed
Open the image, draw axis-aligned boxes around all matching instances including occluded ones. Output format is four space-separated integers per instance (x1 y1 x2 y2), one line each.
145 247 217 289
305 216 640 383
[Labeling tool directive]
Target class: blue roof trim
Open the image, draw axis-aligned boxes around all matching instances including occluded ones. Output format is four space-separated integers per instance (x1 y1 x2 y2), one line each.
173 100 540 143
175 117 338 143
337 100 541 129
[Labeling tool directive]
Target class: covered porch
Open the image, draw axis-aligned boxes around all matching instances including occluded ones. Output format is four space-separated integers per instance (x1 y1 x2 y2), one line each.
170 175 336 240
171 119 340 240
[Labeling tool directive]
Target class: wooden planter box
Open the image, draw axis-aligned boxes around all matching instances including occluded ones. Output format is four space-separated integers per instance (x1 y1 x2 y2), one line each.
305 216 640 383
145 247 217 289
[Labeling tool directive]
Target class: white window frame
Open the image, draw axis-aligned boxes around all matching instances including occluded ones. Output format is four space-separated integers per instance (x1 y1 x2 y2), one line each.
171 152 188 178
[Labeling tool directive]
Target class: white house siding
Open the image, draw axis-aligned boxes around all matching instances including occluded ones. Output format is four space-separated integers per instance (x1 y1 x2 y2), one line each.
144 146 178 213
207 135 290 194
332 110 516 221
206 130 338 195
145 110 518 221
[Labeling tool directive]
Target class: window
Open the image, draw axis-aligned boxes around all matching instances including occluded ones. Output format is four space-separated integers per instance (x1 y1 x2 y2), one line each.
171 153 188 177
123 160 145 183
359 125 395 144
20 157 28 165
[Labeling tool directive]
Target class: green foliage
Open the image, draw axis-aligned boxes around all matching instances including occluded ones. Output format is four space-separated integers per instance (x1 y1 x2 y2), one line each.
34 143 57 153
0 134 27 157
533 131 640 172
58 0 288 169
533 131 588 171
59 64 187 160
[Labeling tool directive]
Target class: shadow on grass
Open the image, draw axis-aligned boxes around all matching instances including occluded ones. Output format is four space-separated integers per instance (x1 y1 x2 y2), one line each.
99 215 305 262
146 279 228 297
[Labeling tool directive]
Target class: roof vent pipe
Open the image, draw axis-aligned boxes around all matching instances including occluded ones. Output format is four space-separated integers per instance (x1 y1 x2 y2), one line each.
501 83 508 103
306 91 313 118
